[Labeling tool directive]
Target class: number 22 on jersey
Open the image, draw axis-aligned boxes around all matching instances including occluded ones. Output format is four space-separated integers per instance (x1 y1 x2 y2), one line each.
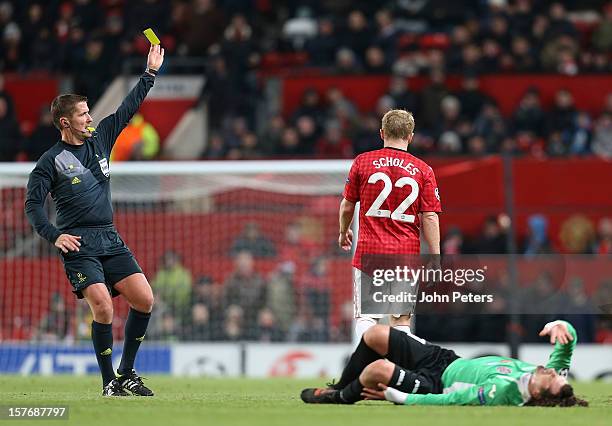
364 172 419 223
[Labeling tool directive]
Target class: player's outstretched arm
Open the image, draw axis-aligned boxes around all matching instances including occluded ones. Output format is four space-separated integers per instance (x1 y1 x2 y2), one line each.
338 198 355 251
540 320 577 372
97 44 165 150
363 381 510 406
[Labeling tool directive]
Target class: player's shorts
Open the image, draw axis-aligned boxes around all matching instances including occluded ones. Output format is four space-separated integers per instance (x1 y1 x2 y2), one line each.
59 225 142 299
387 327 459 393
353 267 416 319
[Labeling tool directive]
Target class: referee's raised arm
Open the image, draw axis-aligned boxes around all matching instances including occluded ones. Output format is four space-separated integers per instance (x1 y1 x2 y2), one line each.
96 44 165 153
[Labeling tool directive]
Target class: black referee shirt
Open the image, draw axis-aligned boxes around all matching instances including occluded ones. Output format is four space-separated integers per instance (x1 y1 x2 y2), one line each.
25 73 155 243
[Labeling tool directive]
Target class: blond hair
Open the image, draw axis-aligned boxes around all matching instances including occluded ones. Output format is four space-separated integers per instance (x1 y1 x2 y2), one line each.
381 109 415 140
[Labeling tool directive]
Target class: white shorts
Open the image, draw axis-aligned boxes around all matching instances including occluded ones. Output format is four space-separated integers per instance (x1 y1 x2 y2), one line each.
353 267 384 319
353 267 415 320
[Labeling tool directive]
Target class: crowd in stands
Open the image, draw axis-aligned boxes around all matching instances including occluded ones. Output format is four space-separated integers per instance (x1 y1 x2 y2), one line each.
1 1 611 343
7 214 609 345
0 0 612 160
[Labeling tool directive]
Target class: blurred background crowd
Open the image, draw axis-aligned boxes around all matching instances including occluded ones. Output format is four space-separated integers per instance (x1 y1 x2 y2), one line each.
0 0 611 161
0 0 611 344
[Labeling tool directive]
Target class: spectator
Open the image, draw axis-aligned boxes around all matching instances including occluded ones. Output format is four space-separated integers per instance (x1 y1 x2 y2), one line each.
592 2 612 52
523 214 554 256
315 120 352 158
305 17 337 66
33 292 72 343
221 304 246 341
352 113 380 154
455 75 486 121
510 35 538 72
182 303 213 341
363 45 389 74
513 88 546 137
23 108 57 161
287 306 329 342
341 10 370 61
300 257 332 328
191 275 224 334
469 216 507 254
282 6 317 51
223 250 265 330
259 114 285 155
230 222 276 258
254 308 284 342
569 112 592 155
295 115 319 155
151 250 193 322
593 217 612 255
386 77 419 116
334 47 361 74
559 215 596 254
265 261 297 334
111 114 160 161
591 112 612 159
420 69 448 131
179 0 225 56
473 101 506 151
152 311 179 341
275 127 305 156
562 277 596 343
442 227 464 255
0 96 21 161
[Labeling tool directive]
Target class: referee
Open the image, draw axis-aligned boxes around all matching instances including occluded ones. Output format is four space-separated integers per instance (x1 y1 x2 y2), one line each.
25 44 164 396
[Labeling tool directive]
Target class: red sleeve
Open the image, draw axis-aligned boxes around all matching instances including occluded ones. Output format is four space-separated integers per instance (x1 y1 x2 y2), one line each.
342 158 360 202
420 166 442 213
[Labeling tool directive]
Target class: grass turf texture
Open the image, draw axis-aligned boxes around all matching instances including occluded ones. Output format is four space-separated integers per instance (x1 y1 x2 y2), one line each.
0 377 610 426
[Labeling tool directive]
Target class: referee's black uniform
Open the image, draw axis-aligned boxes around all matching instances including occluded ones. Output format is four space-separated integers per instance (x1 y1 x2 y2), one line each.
25 73 155 298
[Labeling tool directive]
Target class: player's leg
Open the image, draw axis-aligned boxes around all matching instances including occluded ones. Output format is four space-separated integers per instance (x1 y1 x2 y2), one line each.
335 359 436 404
108 253 154 396
389 314 413 334
353 267 382 344
302 326 437 404
63 253 127 396
322 324 427 391
81 283 128 396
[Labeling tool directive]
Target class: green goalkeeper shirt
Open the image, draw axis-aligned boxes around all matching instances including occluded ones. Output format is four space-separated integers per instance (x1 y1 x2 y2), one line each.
401 321 577 406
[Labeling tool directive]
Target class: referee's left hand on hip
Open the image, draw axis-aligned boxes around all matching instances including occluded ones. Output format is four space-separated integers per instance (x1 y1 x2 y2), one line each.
55 234 81 253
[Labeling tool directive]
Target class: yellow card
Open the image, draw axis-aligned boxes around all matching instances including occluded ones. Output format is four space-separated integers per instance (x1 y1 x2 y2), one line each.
143 28 160 45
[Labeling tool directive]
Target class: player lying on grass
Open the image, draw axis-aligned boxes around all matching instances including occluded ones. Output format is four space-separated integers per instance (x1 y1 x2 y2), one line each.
301 320 588 407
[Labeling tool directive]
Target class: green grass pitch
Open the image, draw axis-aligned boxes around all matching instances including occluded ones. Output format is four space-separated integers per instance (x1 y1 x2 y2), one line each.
0 376 610 426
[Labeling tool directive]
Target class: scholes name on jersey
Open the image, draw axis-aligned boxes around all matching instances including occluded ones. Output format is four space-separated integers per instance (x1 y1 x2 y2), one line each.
372 157 420 175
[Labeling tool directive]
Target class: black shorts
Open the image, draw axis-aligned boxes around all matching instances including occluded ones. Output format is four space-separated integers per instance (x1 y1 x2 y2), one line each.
60 226 142 299
387 328 460 393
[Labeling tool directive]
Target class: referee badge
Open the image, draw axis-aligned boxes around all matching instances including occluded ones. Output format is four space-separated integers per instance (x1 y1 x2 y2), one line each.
98 158 110 177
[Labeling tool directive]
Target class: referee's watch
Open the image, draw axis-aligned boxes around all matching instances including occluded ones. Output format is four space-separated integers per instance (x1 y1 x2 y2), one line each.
145 68 159 76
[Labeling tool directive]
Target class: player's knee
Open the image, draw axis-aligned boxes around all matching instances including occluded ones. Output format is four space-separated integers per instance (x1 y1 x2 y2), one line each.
142 293 154 313
91 301 113 323
131 293 154 313
363 324 390 355
360 359 394 388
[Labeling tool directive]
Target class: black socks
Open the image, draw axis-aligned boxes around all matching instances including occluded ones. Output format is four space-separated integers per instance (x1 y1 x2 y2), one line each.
118 308 151 375
334 338 382 389
91 321 115 386
389 364 432 394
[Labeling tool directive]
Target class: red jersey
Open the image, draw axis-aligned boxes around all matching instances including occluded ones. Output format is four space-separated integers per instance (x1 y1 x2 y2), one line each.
342 147 442 269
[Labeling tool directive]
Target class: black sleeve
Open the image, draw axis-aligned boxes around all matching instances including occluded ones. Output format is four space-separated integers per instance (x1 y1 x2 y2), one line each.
96 72 155 154
25 157 61 244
